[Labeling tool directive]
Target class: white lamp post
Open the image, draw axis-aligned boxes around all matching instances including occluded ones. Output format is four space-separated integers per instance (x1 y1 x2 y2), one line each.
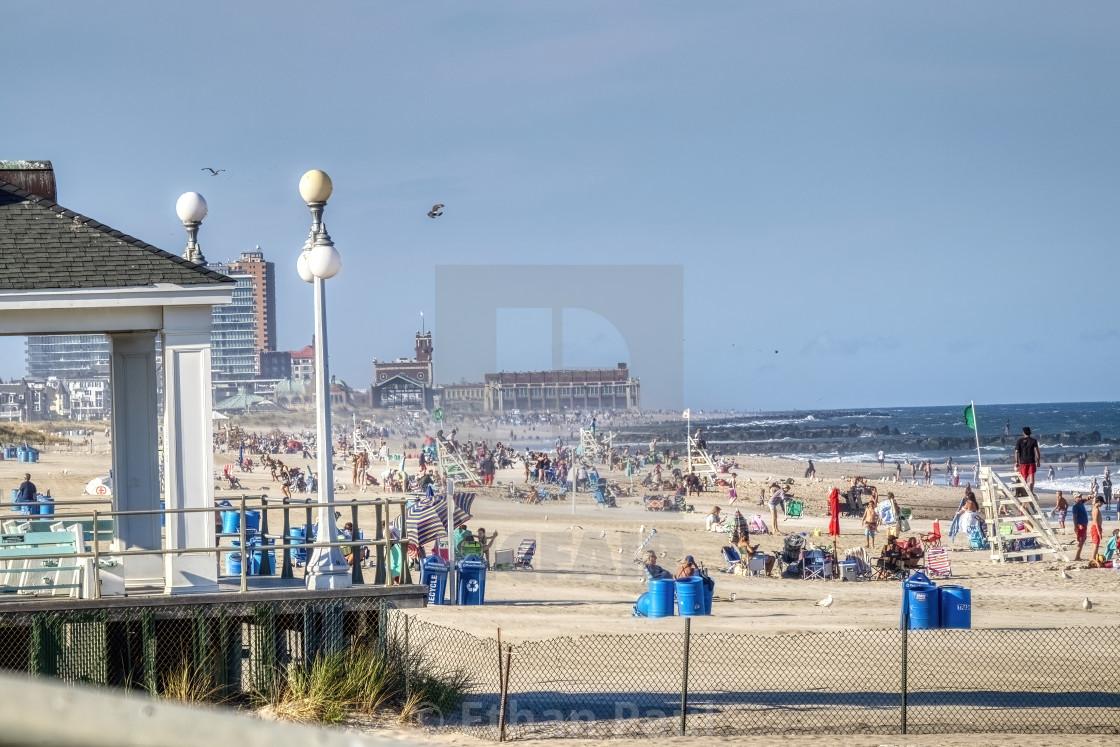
175 192 208 264
298 169 351 590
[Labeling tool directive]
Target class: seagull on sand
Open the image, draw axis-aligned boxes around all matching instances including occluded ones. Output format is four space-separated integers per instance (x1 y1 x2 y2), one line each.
1060 570 1072 580
1083 597 1093 610
201 167 226 175
427 203 444 219
816 594 834 610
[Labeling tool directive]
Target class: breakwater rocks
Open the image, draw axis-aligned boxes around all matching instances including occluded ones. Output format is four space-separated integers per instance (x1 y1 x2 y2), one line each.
617 421 1117 460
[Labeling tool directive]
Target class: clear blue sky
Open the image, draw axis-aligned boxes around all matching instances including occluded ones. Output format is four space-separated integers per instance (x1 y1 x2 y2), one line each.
3 1 1117 410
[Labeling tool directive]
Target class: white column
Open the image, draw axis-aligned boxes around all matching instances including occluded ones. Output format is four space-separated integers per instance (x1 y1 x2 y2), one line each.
161 306 219 594
109 332 162 591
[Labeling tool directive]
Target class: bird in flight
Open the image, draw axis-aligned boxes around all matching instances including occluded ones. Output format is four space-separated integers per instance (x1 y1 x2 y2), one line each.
427 203 444 219
201 168 226 175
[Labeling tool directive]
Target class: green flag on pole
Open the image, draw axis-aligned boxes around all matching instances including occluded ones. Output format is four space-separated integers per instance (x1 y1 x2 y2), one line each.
963 404 975 430
433 408 443 422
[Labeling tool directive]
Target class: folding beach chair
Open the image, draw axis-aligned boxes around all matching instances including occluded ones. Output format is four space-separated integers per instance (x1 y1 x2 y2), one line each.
920 521 942 549
925 547 952 577
513 539 536 570
720 545 743 573
749 515 770 535
800 549 827 580
785 499 804 519
967 525 989 550
843 489 864 518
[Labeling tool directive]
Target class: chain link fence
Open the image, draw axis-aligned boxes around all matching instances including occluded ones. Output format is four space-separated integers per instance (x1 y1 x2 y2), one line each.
389 611 1120 740
0 600 1116 739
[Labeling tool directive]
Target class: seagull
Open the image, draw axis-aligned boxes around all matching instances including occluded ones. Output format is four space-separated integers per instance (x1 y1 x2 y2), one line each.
1060 570 1072 580
427 203 444 219
600 529 606 538
201 168 226 175
816 593 834 610
1083 597 1092 610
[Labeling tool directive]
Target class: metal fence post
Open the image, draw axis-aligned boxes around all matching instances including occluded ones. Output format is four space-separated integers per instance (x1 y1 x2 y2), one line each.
258 495 273 576
91 509 101 600
239 496 248 593
499 643 512 742
350 500 364 584
901 608 909 735
280 496 294 579
681 617 691 736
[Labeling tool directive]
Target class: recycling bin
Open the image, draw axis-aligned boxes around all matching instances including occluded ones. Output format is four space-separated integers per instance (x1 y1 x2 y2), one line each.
421 556 450 605
456 554 487 605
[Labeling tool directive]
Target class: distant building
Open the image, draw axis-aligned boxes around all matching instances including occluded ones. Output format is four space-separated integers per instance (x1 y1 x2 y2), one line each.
259 350 292 382
291 345 315 381
371 332 434 410
225 249 276 353
26 334 110 380
442 363 639 414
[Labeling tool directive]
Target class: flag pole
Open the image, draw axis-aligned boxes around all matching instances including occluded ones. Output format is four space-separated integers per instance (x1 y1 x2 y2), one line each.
971 400 983 470
686 409 692 476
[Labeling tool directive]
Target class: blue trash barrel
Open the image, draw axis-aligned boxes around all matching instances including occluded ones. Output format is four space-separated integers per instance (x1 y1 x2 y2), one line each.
16 447 27 463
27 449 38 463
221 509 260 535
4 447 16 460
421 556 450 605
289 526 308 563
700 576 715 615
36 494 53 517
456 554 487 604
648 578 675 618
675 576 704 617
634 592 652 617
226 552 242 576
939 586 972 629
9 488 17 502
247 536 275 574
901 572 939 629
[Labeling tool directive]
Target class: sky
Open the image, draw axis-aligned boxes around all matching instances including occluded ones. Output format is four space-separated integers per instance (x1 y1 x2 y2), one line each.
2 1 1118 411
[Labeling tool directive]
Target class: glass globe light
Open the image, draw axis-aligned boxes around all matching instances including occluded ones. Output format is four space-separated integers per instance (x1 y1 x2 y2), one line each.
175 192 208 223
299 170 333 204
308 233 341 279
296 250 314 283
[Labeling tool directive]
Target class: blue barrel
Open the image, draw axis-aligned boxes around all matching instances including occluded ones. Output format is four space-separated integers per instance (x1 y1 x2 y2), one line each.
675 576 703 617
16 447 27 463
27 449 38 463
36 494 53 517
421 556 450 605
289 526 308 563
221 509 260 535
4 447 16 459
939 586 972 629
634 592 652 617
700 576 715 615
226 552 243 576
8 489 16 502
648 578 675 618
901 571 940 630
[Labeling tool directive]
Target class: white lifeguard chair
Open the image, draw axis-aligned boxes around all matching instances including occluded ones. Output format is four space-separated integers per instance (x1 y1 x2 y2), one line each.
979 467 1068 564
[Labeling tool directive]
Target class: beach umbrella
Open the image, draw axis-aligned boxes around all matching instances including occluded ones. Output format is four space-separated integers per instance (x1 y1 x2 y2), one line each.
827 487 841 548
394 499 446 547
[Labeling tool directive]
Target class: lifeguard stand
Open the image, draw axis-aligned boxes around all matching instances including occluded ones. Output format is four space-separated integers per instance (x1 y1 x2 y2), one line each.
577 428 613 464
434 438 483 487
686 435 719 481
978 466 1068 563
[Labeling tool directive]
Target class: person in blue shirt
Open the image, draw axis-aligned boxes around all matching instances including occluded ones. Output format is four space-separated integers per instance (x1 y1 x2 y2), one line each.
16 473 36 505
1071 494 1090 561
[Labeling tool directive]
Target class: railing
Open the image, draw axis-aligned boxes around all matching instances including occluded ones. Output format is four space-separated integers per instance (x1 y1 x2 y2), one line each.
0 493 416 599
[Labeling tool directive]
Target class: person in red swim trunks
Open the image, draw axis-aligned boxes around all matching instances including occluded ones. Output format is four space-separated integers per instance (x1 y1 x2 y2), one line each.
1089 497 1105 566
1014 427 1041 491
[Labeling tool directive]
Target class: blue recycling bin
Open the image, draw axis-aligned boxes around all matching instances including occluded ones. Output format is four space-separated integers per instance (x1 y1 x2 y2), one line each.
456 554 487 605
901 571 940 630
938 585 972 629
289 525 309 564
36 494 54 517
648 578 676 618
675 576 704 616
220 507 260 536
4 447 16 460
421 556 450 605
26 448 38 463
16 447 28 463
11 488 31 515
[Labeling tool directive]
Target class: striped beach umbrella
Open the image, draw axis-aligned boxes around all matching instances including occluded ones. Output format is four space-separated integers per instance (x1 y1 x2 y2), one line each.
394 499 446 547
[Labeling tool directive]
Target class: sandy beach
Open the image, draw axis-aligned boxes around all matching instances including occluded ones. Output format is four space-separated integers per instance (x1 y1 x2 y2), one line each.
1 427 1114 638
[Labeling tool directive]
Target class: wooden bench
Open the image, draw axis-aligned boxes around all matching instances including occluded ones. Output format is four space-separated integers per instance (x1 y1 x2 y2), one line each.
0 528 84 598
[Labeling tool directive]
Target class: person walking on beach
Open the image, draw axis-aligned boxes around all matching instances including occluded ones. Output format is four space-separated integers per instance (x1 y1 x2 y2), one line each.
862 496 879 549
1072 494 1090 561
804 459 815 479
1103 473 1113 508
923 461 932 485
877 450 885 468
767 483 785 535
1014 427 1041 492
1047 465 1056 483
1077 453 1087 476
894 461 902 481
1052 491 1068 533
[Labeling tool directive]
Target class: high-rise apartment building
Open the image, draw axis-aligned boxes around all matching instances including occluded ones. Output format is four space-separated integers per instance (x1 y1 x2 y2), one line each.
226 249 276 353
26 334 110 379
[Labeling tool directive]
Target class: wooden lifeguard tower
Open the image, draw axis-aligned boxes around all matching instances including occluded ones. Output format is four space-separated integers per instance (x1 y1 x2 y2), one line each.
978 467 1068 563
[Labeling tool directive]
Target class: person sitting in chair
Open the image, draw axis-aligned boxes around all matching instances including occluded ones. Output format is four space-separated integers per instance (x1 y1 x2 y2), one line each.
675 555 700 579
879 535 904 576
732 527 775 576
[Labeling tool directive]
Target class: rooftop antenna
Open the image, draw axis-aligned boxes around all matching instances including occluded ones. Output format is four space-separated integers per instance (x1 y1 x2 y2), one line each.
420 310 425 334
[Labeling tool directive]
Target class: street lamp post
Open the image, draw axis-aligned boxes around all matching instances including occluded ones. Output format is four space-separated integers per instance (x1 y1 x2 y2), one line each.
175 192 208 264
297 169 351 591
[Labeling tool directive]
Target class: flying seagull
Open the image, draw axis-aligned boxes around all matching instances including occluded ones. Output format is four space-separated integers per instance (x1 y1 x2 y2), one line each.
427 203 444 219
201 168 226 175
816 593 834 610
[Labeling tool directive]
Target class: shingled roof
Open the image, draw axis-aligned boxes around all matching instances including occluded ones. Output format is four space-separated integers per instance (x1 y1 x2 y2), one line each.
0 178 233 291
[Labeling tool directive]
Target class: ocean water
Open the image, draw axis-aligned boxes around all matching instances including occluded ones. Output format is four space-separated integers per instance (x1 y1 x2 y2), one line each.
621 402 1120 493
